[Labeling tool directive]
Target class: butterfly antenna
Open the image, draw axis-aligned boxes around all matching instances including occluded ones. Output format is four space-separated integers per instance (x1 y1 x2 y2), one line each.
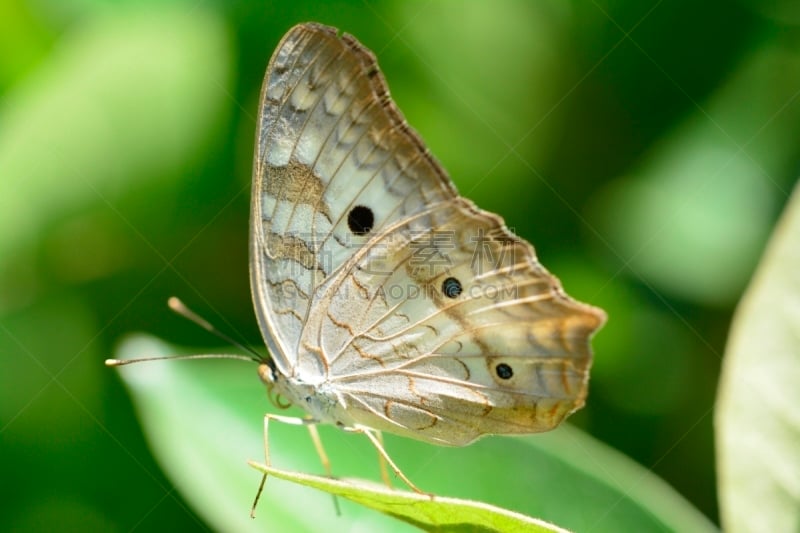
105 298 267 367
105 353 258 367
167 297 264 360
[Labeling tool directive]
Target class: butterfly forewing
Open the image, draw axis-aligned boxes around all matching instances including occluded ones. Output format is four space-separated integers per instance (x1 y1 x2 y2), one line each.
251 23 456 374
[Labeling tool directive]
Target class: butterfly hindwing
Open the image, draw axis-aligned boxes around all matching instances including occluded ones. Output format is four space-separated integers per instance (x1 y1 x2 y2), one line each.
301 199 605 445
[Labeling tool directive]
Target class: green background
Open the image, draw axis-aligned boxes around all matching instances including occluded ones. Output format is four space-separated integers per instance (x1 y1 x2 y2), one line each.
1 0 798 530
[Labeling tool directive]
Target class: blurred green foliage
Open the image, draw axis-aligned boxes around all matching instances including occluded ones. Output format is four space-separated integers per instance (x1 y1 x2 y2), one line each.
1 0 798 530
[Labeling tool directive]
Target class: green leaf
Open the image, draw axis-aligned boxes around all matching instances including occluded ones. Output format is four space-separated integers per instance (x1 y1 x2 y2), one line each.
112 335 715 532
250 463 565 532
716 181 800 531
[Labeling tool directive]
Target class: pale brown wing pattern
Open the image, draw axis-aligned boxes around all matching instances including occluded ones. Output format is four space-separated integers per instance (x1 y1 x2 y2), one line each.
250 23 456 373
300 199 606 445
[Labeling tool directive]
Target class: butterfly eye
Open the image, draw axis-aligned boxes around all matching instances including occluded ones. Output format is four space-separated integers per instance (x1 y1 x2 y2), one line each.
495 363 513 380
348 205 374 235
441 277 463 298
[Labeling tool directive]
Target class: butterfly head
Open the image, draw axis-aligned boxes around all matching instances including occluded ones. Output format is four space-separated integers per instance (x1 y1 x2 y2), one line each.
257 358 297 410
257 359 277 386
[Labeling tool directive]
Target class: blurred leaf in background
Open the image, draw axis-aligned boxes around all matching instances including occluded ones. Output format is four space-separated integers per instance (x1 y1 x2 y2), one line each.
1 0 798 531
716 182 800 532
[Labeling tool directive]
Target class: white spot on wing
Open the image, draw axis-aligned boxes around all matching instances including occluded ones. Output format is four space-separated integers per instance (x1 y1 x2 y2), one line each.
286 204 328 237
296 131 323 166
267 136 293 166
266 118 295 166
260 193 277 215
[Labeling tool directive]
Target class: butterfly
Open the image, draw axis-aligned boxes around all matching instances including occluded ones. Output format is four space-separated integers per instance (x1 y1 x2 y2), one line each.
248 20 605 487
110 21 605 509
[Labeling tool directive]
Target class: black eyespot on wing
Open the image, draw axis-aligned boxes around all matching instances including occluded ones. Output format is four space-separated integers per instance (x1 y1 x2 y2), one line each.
348 205 374 235
442 277 462 298
496 363 513 380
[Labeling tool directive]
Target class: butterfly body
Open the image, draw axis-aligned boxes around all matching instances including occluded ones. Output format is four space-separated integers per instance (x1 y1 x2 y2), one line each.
251 23 605 449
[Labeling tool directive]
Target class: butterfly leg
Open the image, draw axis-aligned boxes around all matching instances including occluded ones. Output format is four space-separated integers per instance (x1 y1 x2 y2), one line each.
251 413 320 518
374 430 392 488
345 426 425 494
306 423 341 515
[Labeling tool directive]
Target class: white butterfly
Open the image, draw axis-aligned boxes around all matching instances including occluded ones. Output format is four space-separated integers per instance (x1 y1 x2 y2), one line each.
249 22 605 490
110 21 605 509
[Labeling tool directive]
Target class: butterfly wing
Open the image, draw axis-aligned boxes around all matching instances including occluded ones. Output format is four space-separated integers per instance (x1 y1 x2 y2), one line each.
302 200 606 446
251 23 456 373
